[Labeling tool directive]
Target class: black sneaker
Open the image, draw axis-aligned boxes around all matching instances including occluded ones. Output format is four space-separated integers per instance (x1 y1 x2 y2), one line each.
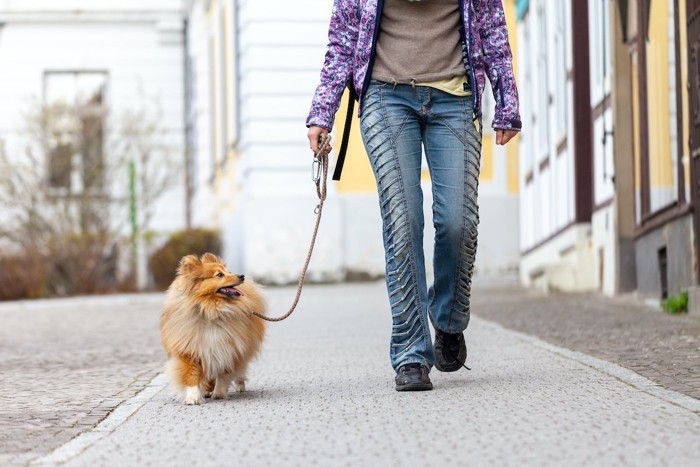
395 363 433 391
434 330 468 372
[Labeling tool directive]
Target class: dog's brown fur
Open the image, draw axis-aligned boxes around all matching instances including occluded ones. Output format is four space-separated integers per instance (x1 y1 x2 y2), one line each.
160 253 266 405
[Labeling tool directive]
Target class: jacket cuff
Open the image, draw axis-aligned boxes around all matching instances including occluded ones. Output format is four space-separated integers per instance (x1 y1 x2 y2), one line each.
492 117 522 132
305 115 333 132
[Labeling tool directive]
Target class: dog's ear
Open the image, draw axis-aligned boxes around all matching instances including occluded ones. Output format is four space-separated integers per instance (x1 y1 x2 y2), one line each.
200 252 221 264
178 255 202 275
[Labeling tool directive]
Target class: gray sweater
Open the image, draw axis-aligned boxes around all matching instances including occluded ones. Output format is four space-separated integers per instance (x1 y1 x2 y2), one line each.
371 0 465 84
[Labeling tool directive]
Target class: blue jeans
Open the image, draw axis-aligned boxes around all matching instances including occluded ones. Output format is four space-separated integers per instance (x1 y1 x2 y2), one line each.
359 81 482 371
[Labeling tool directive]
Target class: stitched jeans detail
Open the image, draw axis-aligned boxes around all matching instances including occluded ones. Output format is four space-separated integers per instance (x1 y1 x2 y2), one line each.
360 82 482 370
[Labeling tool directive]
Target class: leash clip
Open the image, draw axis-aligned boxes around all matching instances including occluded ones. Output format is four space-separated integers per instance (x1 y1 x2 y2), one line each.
312 157 321 183
312 134 331 184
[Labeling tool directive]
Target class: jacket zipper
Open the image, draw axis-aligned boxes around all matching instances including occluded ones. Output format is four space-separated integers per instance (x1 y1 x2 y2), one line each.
461 0 480 119
359 0 385 105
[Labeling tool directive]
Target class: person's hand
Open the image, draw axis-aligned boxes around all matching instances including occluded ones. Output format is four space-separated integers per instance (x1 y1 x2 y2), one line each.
496 129 519 146
307 125 330 155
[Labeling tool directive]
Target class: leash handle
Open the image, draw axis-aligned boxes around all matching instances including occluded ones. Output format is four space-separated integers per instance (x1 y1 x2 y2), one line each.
251 134 332 322
332 95 354 181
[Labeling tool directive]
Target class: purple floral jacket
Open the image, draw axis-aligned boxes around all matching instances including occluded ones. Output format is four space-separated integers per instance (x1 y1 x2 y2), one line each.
306 0 521 132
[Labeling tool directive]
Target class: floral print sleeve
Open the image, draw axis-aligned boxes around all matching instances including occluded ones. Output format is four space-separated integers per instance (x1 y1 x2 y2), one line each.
306 1 360 131
474 0 521 131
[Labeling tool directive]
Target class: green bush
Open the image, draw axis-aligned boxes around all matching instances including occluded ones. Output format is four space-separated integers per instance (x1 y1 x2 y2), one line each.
661 291 688 315
149 229 222 290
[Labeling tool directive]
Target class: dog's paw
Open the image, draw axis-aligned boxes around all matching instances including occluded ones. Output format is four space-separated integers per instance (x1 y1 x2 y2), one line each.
233 380 246 393
211 391 228 400
202 391 213 398
184 387 204 405
184 394 204 405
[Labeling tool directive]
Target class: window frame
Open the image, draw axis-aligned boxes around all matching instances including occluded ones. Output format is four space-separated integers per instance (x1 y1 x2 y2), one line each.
43 70 108 197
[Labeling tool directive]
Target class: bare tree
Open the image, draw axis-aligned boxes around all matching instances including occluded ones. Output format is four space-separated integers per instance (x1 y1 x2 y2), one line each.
0 99 181 297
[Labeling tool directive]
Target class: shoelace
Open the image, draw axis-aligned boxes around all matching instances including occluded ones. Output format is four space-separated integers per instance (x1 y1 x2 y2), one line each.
442 334 471 371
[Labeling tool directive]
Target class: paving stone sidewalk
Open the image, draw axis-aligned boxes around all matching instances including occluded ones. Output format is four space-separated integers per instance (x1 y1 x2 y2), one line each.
2 280 700 466
472 281 700 400
33 282 700 466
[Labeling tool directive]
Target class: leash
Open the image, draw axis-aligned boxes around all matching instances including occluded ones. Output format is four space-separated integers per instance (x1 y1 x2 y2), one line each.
250 134 332 322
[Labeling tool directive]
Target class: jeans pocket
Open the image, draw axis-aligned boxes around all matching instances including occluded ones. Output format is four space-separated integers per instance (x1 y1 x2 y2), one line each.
363 84 383 103
361 88 383 129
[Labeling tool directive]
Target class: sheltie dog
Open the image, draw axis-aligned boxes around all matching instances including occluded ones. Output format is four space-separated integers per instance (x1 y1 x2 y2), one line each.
160 253 266 405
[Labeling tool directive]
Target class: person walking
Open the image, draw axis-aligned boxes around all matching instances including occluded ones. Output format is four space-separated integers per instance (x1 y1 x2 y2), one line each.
307 0 521 391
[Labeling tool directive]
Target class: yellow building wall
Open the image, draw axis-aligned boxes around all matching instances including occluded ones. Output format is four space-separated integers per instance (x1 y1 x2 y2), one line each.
334 90 377 193
481 131 495 183
335 0 519 195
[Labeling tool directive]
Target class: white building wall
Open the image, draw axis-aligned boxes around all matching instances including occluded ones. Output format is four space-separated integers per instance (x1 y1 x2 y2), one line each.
518 0 595 291
0 0 187 285
478 78 520 277
222 0 346 283
185 0 218 228
518 0 576 255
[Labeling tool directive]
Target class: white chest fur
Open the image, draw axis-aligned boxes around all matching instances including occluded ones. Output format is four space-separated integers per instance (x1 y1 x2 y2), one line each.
191 320 244 378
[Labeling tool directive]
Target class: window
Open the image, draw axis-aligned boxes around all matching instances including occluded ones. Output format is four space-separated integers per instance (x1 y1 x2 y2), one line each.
631 0 688 224
660 0 680 210
209 34 217 178
482 81 495 136
631 49 642 224
645 0 680 213
536 5 549 160
230 0 241 148
185 46 198 189
44 72 107 193
589 0 612 103
554 1 568 139
520 15 535 176
218 3 229 167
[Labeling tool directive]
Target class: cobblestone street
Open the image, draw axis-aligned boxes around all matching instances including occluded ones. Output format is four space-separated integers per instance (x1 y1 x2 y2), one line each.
2 281 699 466
473 283 700 399
0 295 164 467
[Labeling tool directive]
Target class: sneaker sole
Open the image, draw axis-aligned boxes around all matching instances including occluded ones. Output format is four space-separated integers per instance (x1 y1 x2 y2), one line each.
434 360 463 373
395 381 433 391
